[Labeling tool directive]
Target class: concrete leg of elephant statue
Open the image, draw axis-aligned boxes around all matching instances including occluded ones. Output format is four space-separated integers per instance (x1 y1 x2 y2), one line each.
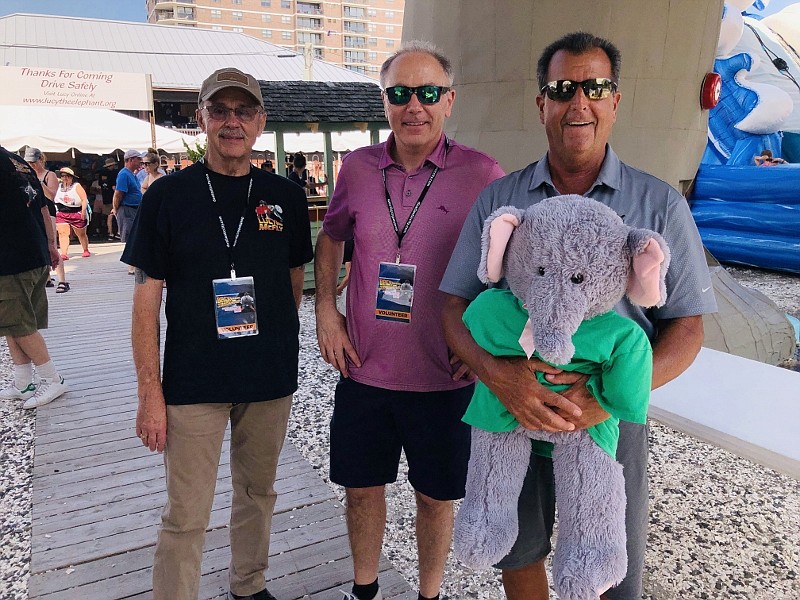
453 426 532 570
545 430 628 599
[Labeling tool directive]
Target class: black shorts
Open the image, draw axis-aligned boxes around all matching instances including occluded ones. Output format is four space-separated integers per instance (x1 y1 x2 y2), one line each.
329 377 473 501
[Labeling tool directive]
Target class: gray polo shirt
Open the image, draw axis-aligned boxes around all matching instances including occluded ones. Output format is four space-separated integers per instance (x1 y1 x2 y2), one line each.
440 146 717 339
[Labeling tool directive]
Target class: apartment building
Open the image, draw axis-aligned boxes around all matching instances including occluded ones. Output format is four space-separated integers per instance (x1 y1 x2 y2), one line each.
146 0 404 78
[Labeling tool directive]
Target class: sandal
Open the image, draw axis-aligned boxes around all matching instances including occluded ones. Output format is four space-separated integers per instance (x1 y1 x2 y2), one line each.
56 282 70 293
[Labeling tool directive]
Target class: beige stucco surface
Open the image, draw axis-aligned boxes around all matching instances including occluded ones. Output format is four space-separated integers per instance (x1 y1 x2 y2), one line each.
403 0 724 191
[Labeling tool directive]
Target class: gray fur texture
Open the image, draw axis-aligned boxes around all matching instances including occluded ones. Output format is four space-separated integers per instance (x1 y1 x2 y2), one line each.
454 195 670 598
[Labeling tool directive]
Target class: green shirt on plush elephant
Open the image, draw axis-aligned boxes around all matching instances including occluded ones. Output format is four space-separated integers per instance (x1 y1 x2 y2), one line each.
452 194 670 600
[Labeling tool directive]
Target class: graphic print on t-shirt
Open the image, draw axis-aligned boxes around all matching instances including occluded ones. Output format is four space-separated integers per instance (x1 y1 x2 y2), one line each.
255 199 284 231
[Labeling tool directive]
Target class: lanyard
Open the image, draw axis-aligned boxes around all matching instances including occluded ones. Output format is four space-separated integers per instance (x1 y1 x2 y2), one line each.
382 139 447 263
205 167 253 279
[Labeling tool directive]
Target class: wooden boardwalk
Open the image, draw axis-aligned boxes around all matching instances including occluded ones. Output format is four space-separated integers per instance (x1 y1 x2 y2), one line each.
28 243 413 600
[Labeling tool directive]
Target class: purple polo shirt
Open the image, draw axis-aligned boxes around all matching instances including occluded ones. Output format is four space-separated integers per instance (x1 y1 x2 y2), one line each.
323 133 504 392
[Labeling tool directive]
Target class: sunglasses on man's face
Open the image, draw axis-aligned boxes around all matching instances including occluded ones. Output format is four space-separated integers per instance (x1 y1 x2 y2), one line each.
540 78 617 102
383 85 451 106
203 105 264 123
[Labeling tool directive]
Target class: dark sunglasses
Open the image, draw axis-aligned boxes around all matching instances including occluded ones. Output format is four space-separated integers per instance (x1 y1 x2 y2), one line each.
540 78 617 102
203 105 264 122
383 85 451 105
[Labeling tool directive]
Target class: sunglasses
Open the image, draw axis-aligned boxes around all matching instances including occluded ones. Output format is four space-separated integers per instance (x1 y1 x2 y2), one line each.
203 105 264 123
383 85 451 106
540 78 617 102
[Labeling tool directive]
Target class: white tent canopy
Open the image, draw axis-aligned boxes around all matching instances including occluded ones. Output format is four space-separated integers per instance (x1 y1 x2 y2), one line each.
0 105 192 154
186 130 390 154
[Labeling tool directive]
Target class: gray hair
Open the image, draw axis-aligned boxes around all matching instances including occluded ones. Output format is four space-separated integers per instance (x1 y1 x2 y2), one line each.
536 31 622 90
379 40 454 88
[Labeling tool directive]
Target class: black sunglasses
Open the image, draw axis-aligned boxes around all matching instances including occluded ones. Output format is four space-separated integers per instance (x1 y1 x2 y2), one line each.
540 78 617 102
383 85 451 106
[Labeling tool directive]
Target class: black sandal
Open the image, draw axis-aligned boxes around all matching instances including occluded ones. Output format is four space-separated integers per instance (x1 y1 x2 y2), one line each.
56 282 70 293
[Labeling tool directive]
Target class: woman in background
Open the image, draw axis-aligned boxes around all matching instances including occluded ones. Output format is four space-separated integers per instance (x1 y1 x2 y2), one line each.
54 167 90 285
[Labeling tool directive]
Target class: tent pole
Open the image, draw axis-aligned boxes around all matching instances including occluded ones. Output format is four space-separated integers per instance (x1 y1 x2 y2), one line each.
149 112 157 151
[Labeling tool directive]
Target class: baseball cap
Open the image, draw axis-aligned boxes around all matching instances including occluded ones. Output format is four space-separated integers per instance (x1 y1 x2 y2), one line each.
24 147 43 162
199 68 263 105
124 149 145 160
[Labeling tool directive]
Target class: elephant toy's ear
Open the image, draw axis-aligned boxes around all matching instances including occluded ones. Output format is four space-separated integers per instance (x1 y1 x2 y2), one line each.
478 206 524 283
626 229 671 308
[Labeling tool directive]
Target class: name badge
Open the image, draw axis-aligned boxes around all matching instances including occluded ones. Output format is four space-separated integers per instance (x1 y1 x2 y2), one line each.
376 262 416 323
212 276 259 339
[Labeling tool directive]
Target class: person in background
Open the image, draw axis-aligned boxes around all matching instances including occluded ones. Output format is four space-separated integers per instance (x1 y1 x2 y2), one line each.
0 145 68 410
25 147 66 289
314 41 504 600
753 149 786 166
140 152 165 194
98 157 118 239
54 167 91 274
112 149 144 274
288 152 316 195
260 160 274 173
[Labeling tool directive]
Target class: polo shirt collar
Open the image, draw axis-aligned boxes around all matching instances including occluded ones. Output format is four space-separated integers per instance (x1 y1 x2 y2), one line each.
528 144 623 194
379 132 448 171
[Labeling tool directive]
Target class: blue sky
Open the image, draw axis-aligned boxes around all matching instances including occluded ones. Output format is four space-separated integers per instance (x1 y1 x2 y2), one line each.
0 0 796 23
0 0 146 22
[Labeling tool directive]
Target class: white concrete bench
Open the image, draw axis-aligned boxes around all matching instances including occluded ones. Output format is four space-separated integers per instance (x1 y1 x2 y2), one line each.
649 347 800 479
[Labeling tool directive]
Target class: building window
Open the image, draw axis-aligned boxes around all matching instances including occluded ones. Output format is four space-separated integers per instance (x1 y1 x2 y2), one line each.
386 39 394 48
262 0 271 5
232 11 243 20
346 65 366 75
344 6 365 18
367 9 376 17
262 29 272 37
281 0 291 8
367 23 376 32
233 27 244 32
262 14 271 22
344 50 366 63
232 0 242 4
282 15 292 23
297 32 322 44
211 25 222 30
385 11 394 18
368 37 377 46
282 31 292 39
211 9 221 18
344 36 365 48
297 1 322 15
368 51 377 60
297 16 322 29
385 25 395 33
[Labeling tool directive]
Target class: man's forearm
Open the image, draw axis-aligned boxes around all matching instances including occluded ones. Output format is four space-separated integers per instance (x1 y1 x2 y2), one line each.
131 275 164 391
40 207 56 245
290 266 304 310
314 231 344 310
112 191 123 211
651 315 704 389
442 294 495 380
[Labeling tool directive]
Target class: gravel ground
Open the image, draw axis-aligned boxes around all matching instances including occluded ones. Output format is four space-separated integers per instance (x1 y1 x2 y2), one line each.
1 266 798 599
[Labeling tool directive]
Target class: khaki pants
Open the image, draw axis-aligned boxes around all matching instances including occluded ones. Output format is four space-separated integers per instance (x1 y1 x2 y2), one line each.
152 396 292 599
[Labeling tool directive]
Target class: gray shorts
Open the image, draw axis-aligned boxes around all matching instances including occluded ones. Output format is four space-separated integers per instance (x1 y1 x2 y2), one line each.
116 205 138 242
496 421 649 600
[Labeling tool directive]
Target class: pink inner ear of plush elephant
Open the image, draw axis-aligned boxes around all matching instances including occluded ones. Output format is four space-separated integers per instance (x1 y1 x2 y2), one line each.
627 238 665 307
486 213 520 282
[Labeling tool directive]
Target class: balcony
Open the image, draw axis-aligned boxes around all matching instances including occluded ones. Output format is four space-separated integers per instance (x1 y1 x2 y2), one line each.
296 1 322 15
343 21 366 33
154 8 196 23
297 17 323 30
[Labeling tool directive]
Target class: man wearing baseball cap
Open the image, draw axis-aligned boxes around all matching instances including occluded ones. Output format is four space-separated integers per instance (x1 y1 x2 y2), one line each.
113 149 144 273
123 68 312 600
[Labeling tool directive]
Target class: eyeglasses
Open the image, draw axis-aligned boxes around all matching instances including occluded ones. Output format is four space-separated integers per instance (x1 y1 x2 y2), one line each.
540 78 617 102
383 85 451 106
202 105 264 122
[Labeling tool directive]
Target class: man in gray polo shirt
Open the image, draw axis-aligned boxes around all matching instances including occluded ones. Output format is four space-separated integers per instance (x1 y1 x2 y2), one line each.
440 32 717 599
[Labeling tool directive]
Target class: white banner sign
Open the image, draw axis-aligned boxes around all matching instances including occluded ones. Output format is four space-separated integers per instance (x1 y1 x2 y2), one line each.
0 66 153 111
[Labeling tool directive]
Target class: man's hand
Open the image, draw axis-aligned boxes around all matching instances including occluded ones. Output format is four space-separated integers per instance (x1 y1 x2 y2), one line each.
484 356 584 432
136 384 167 453
48 245 59 269
449 352 474 380
316 304 361 377
544 370 610 428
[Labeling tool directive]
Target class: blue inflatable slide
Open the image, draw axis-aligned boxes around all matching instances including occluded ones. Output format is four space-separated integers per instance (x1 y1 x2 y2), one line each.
690 165 800 275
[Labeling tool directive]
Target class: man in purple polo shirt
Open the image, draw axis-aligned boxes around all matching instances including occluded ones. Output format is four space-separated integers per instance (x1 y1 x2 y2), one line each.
315 41 504 600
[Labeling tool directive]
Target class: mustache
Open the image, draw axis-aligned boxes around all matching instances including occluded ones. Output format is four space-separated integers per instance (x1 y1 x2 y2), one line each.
219 128 245 138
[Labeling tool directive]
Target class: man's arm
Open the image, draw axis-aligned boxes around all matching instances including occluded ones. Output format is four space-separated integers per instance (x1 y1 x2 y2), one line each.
314 230 361 376
132 270 167 453
442 294 589 432
112 189 123 213
290 266 304 310
651 315 704 389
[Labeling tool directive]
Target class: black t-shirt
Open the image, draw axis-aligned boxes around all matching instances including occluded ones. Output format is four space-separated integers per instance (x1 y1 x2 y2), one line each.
0 147 49 276
121 162 313 405
98 168 118 204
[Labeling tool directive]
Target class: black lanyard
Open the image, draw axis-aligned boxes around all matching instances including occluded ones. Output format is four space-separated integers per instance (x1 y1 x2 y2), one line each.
204 165 253 279
382 139 448 263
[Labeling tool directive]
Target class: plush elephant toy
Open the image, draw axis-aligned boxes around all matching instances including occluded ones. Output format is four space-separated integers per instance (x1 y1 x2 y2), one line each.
453 194 670 599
